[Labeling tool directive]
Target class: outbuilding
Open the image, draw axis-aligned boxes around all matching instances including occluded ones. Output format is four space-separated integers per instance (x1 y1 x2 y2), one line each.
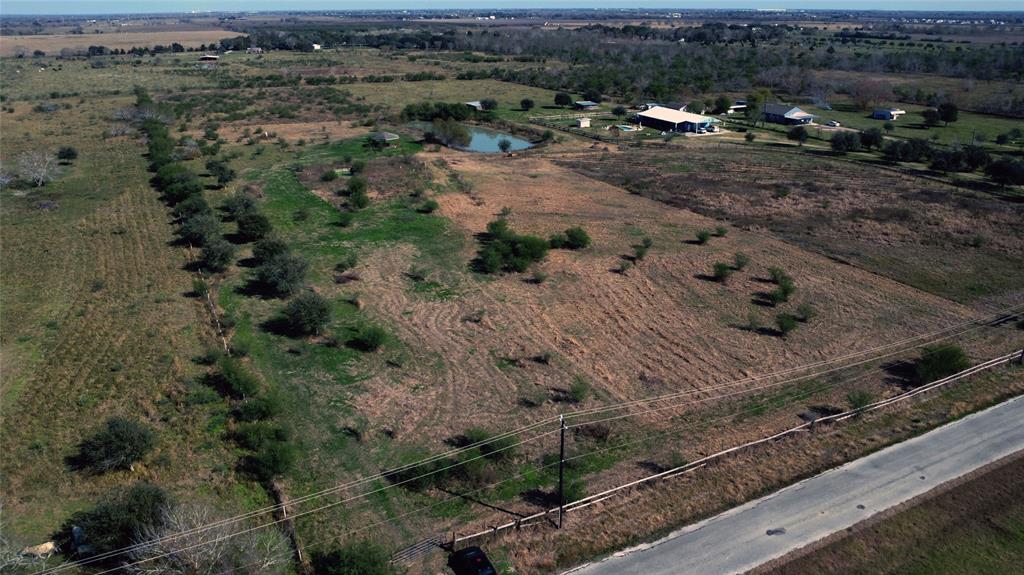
576 117 591 128
198 54 220 61
574 100 600 110
763 103 815 125
636 106 716 133
370 131 400 145
872 108 906 120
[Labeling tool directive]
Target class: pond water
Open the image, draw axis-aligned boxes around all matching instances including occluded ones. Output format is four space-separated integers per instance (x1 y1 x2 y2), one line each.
409 122 534 153
459 125 534 153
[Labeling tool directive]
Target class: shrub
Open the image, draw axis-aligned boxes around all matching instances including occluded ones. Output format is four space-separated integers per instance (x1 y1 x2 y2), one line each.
480 98 498 111
172 194 211 219
233 421 289 451
252 235 290 263
695 230 711 244
768 279 796 305
417 199 439 213
475 218 548 273
281 291 331 335
223 191 257 219
57 146 79 161
335 253 358 273
520 98 535 111
569 375 590 403
787 126 809 145
205 159 236 187
712 262 733 282
55 483 170 561
463 428 517 462
256 253 309 296
830 131 862 154
214 356 260 398
733 252 750 270
72 417 156 473
744 132 756 143
768 267 789 284
796 302 816 322
345 177 367 197
915 344 970 385
235 210 272 242
531 268 548 284
349 324 387 352
776 313 798 336
321 169 339 182
350 188 370 210
177 213 220 246
350 159 366 175
633 237 653 260
337 211 355 227
234 393 284 422
244 438 298 480
313 542 399 575
548 232 568 249
846 389 874 413
199 238 235 272
714 225 727 237
192 277 209 297
564 226 591 249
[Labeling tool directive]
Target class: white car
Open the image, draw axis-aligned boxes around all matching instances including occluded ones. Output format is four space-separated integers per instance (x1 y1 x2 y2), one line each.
826 120 841 127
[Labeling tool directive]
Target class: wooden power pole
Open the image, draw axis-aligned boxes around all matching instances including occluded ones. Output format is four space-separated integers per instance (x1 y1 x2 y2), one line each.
558 415 566 529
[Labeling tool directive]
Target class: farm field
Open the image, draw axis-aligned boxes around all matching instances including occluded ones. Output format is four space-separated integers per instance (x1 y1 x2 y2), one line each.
0 30 243 56
1 10 1023 575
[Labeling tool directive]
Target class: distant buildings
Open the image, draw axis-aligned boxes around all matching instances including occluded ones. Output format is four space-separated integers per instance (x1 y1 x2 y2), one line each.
574 101 600 110
762 103 814 125
872 108 907 120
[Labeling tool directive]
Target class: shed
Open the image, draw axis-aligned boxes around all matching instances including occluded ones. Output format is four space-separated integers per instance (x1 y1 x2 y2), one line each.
636 106 716 133
576 117 591 128
198 54 219 61
370 131 400 144
574 101 600 110
762 103 815 125
465 101 484 111
872 108 906 120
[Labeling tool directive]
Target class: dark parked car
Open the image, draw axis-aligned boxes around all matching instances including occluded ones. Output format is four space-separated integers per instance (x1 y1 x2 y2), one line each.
447 546 497 575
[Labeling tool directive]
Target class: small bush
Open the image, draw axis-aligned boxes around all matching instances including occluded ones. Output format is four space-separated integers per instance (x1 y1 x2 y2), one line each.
281 291 331 335
564 226 591 249
233 421 289 451
312 541 399 575
475 218 548 274
213 356 260 399
915 344 970 385
191 277 209 297
695 230 711 245
569 375 590 403
235 210 273 242
349 324 387 352
548 232 568 249
633 237 653 261
244 438 298 480
712 262 733 282
252 235 290 263
846 389 874 413
776 313 798 337
321 169 339 182
714 225 728 237
350 189 370 210
463 428 517 462
255 253 309 297
55 483 169 561
417 199 439 213
57 146 79 161
733 252 750 270
335 253 358 273
796 302 816 322
199 238 235 272
337 211 355 227
234 393 284 422
72 417 156 473
531 268 548 284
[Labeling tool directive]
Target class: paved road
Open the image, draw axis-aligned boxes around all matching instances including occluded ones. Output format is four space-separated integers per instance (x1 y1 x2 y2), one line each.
570 395 1024 575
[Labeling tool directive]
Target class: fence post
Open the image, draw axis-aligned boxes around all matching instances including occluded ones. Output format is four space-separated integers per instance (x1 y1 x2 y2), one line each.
558 414 566 529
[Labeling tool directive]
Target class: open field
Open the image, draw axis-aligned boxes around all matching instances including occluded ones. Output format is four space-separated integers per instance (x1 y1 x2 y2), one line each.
769 453 1024 575
0 30 242 56
1 17 1023 573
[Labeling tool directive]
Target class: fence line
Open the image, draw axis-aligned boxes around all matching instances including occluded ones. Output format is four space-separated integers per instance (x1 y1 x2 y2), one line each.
447 349 1023 549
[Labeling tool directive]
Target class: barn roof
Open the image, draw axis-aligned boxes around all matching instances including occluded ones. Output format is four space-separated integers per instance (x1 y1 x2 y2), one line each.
637 106 712 125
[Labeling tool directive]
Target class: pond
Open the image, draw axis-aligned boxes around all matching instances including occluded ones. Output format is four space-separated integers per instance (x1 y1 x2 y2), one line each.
409 122 534 153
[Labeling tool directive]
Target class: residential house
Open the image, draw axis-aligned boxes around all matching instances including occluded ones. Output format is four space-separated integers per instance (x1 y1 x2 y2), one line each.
762 103 815 125
636 106 716 133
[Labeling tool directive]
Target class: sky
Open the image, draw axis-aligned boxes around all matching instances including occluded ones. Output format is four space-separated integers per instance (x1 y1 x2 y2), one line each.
1 0 1021 15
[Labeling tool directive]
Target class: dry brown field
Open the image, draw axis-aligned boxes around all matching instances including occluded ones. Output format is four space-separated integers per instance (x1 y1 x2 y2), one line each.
0 29 242 56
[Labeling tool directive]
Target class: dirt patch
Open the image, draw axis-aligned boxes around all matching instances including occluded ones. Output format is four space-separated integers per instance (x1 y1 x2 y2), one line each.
217 121 371 145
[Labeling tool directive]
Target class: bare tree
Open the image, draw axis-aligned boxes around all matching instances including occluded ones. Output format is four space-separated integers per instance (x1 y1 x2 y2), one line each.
130 504 291 575
16 150 60 187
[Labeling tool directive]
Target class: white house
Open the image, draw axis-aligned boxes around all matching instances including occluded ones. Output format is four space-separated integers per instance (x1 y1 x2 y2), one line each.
576 117 591 128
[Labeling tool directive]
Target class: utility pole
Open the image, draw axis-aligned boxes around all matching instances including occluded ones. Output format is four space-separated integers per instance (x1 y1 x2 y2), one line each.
558 415 566 529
